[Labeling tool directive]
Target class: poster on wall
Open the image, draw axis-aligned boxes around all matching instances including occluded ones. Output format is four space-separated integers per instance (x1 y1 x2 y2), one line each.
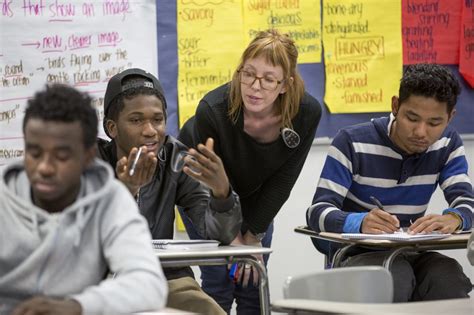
459 0 474 87
242 0 322 63
402 0 462 65
177 0 244 127
323 0 403 113
0 0 158 166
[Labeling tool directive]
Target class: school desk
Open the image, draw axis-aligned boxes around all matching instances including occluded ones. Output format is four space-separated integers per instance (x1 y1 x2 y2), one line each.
155 245 272 315
271 297 472 315
294 225 471 269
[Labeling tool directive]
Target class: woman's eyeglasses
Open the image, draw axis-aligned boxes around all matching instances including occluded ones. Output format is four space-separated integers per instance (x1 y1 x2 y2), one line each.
238 69 284 91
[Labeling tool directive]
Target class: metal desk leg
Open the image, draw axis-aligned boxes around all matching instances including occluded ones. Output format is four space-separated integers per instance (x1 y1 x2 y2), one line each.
235 257 270 315
383 246 415 270
332 244 357 268
160 256 270 315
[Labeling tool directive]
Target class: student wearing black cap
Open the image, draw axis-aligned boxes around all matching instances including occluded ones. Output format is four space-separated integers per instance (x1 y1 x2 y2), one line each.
97 68 242 315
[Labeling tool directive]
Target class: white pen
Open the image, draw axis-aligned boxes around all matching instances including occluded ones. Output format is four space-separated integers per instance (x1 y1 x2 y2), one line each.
129 147 143 176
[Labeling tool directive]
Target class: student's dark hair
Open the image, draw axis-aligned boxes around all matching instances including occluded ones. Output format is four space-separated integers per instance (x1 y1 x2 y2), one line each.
23 84 98 148
106 76 166 123
399 64 460 113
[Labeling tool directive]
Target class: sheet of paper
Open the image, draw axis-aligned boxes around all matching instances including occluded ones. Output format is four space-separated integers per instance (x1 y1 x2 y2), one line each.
402 0 462 65
341 231 451 241
152 239 219 250
459 0 474 87
177 0 244 127
0 0 158 166
322 0 403 113
242 0 322 63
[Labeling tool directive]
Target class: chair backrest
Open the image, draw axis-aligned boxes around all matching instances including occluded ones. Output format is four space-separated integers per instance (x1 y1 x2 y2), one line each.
467 231 474 266
283 266 393 303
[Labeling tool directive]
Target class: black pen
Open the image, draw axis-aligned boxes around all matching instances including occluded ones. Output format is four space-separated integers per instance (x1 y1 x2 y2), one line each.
369 196 385 210
370 196 402 232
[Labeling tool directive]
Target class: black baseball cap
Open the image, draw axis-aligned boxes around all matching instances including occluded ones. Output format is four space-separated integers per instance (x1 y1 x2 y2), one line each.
103 68 167 137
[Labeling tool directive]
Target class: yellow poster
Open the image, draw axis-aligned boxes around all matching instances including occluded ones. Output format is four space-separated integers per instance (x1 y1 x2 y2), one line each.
323 0 403 113
177 0 244 127
243 0 322 63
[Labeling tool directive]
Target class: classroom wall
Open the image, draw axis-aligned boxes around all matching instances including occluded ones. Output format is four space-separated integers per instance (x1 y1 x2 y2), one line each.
267 137 474 302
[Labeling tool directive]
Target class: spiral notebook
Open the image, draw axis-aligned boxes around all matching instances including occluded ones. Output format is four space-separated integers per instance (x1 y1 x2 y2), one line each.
341 231 450 242
152 239 219 250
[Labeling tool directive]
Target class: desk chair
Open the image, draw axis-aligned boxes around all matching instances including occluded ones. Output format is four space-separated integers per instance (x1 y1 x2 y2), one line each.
468 231 474 266
272 266 393 314
283 266 393 302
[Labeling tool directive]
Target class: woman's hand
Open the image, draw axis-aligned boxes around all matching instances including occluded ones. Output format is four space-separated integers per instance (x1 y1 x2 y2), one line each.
239 231 264 287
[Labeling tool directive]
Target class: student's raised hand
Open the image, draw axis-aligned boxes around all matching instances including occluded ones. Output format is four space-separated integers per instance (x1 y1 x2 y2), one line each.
12 297 82 315
182 138 230 199
408 213 461 234
361 208 401 234
116 146 157 196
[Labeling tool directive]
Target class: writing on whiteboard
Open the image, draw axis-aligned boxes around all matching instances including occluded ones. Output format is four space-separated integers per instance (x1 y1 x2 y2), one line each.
0 0 158 166
14 0 132 21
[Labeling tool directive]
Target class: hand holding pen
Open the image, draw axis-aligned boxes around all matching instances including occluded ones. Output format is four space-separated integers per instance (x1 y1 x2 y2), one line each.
115 146 157 196
361 196 401 234
129 147 143 176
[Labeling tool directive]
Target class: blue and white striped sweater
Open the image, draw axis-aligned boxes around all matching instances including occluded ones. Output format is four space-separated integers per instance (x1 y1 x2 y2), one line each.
307 115 473 256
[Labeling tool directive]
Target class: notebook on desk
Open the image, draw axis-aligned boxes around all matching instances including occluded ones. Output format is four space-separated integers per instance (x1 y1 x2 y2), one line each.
341 231 451 242
152 239 219 250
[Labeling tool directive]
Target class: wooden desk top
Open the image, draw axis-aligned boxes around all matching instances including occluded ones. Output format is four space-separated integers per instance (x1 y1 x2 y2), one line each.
295 226 470 249
272 297 473 315
154 245 272 259
134 308 197 314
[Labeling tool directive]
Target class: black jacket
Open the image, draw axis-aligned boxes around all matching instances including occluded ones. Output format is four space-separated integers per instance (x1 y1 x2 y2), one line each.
179 83 321 234
97 135 242 279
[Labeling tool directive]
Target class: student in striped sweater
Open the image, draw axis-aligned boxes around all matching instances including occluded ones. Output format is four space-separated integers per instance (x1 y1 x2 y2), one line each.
307 64 473 302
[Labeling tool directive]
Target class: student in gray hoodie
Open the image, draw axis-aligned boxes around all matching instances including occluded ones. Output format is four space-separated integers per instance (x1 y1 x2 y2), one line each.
0 84 167 315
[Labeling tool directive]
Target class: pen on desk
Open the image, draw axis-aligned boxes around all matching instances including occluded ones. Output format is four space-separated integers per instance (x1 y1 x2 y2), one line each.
129 147 143 176
370 196 402 232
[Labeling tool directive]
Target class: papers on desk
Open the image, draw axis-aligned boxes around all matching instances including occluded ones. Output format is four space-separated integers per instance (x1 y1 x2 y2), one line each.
454 229 472 234
341 231 451 241
152 239 219 250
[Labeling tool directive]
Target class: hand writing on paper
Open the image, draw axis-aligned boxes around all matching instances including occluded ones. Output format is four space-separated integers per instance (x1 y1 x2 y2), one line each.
408 214 461 234
12 297 82 315
361 208 401 234
182 138 230 199
116 146 157 196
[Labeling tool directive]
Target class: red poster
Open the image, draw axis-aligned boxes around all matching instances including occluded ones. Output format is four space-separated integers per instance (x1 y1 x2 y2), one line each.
402 0 462 64
459 1 474 87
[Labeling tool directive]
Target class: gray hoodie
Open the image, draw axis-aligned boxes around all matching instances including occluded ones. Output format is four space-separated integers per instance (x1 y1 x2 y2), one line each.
0 159 168 315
